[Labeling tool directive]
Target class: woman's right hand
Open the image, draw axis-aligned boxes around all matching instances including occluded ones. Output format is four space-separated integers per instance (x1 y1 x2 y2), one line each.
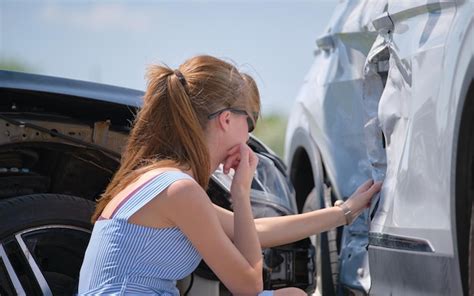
223 143 259 197
342 179 383 222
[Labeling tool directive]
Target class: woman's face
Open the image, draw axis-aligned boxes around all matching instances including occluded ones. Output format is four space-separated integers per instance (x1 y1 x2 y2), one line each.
205 102 258 169
219 110 250 148
229 111 252 143
206 109 250 159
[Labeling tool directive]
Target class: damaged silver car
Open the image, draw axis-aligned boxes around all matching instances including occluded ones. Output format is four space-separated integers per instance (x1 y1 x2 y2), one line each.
285 0 474 295
0 70 315 295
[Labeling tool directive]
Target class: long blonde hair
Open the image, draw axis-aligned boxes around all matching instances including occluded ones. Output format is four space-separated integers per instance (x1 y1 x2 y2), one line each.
92 55 260 222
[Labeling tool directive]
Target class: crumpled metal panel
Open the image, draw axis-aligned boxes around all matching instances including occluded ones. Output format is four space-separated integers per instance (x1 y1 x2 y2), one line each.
285 0 389 293
294 0 388 199
371 0 457 253
339 33 390 293
363 34 389 183
368 0 473 294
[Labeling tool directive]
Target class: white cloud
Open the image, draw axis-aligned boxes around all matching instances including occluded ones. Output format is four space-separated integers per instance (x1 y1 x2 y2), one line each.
40 2 154 33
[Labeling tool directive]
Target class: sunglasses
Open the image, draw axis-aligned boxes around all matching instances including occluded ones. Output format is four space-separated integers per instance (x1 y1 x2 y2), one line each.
208 107 257 133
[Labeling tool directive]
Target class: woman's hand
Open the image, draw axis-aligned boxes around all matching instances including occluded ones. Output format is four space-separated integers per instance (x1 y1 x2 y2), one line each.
223 143 259 197
222 144 241 175
340 179 383 223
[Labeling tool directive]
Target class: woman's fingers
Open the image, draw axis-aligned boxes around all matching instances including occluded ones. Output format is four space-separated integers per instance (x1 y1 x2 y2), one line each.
223 144 256 174
227 144 240 156
223 149 240 174
238 143 249 166
363 181 382 197
229 144 259 194
248 148 259 170
369 181 383 194
347 180 383 215
355 179 374 194
362 181 383 207
223 144 241 171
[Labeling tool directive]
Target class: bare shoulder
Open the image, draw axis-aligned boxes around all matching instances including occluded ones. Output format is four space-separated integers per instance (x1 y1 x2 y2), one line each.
143 167 207 203
127 170 212 228
162 175 211 209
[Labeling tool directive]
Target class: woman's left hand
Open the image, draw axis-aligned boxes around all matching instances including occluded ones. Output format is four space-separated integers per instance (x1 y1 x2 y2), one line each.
343 179 383 222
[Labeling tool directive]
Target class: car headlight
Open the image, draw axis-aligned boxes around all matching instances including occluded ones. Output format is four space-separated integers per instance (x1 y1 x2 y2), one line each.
211 153 297 217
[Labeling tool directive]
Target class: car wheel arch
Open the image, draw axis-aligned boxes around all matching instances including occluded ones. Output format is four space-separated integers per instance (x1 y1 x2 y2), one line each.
0 141 118 202
286 127 325 213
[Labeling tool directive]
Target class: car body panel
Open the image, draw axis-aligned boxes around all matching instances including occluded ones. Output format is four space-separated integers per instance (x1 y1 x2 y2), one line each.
370 0 458 252
285 0 473 294
369 0 473 294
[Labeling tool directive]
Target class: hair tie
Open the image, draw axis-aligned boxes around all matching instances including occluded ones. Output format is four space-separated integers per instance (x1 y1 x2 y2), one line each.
174 70 187 88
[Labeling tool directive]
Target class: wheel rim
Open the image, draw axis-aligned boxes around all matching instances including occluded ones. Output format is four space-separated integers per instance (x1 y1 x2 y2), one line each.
1 225 91 295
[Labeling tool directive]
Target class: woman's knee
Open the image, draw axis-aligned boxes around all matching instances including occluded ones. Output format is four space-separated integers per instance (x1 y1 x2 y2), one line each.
273 287 307 296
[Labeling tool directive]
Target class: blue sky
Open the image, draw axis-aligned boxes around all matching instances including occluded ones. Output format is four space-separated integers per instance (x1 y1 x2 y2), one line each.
1 0 337 115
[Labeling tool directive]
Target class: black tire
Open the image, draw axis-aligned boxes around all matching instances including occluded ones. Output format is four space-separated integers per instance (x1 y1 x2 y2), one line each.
319 184 341 296
456 82 474 296
320 228 336 295
306 184 341 296
0 194 95 295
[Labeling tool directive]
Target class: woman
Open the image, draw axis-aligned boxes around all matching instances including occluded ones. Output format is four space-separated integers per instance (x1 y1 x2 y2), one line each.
78 55 382 295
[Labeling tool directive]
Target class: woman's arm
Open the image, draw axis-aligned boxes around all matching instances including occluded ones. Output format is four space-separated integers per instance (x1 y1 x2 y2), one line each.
215 205 345 248
166 180 263 295
232 187 263 276
256 207 346 248
230 145 262 289
214 179 382 248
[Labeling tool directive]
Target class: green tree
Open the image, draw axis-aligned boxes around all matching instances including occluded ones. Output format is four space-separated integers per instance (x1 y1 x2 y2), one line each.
253 113 288 158
0 59 32 72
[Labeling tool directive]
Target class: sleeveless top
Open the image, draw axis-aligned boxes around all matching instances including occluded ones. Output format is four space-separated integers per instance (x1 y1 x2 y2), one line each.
78 170 274 296
78 171 200 295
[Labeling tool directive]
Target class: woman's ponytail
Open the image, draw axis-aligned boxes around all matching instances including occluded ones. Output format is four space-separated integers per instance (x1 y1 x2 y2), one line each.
165 69 210 188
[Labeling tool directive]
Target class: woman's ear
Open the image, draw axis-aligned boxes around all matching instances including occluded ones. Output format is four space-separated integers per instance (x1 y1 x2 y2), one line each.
218 111 231 132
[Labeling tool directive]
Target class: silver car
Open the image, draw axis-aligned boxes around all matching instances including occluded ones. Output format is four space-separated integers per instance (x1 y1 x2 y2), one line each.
285 0 474 295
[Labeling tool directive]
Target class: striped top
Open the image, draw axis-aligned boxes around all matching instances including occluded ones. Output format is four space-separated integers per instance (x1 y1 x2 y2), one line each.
78 171 201 295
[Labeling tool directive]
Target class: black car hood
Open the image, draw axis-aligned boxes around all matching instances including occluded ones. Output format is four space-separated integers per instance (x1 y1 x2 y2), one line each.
0 71 144 130
0 71 144 107
0 71 273 158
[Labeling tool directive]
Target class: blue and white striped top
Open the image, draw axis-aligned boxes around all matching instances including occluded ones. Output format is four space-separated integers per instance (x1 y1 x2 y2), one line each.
78 170 274 296
78 171 200 295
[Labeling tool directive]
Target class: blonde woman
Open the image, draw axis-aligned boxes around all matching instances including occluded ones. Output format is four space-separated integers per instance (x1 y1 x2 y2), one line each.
78 55 381 295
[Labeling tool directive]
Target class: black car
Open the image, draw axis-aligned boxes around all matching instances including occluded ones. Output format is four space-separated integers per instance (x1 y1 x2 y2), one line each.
0 70 315 296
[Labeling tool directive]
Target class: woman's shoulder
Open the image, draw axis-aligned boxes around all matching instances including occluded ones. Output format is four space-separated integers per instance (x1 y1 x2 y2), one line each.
144 166 192 177
142 167 204 197
140 167 193 184
128 167 208 226
166 173 205 199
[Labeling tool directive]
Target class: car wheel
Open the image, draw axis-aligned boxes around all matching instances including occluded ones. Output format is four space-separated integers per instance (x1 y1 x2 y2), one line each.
458 146 474 296
306 182 342 296
0 194 94 295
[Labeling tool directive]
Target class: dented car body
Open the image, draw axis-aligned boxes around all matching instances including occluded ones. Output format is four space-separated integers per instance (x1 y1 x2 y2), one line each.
0 71 315 295
285 0 474 295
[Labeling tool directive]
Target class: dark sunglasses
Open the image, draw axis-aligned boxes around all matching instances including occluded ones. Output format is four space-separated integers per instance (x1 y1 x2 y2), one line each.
207 107 257 133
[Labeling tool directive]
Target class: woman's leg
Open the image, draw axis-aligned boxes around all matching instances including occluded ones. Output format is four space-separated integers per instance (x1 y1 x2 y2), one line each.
273 287 307 296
